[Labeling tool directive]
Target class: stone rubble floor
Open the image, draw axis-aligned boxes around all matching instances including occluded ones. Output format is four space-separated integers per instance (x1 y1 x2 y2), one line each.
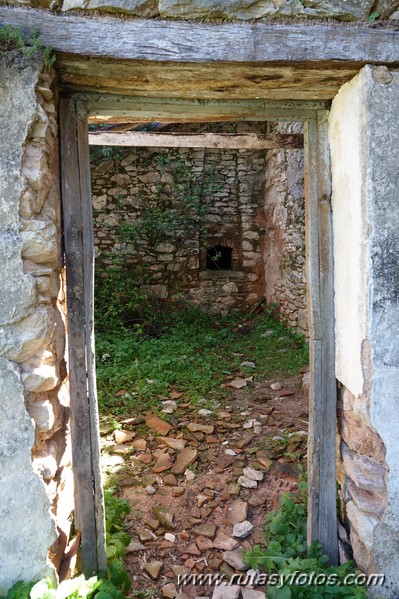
101 371 309 599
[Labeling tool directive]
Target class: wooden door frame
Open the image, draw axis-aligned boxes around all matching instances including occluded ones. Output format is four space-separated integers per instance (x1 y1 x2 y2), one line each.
59 94 337 574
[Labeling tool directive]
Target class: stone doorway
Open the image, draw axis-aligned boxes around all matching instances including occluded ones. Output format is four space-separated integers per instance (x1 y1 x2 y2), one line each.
59 96 337 576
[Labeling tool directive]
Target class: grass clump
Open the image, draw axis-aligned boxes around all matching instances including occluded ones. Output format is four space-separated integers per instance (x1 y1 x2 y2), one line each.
95 304 308 417
246 479 367 599
0 25 55 68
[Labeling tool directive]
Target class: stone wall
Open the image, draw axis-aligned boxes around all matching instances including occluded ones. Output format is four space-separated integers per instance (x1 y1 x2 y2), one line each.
330 66 399 595
4 0 399 21
91 122 309 323
262 122 307 334
0 52 71 590
91 125 269 315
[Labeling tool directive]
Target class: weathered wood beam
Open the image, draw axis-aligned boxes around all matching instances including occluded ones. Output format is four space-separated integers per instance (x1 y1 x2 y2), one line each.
305 111 337 564
0 6 398 64
88 131 303 149
57 57 362 100
83 94 328 122
59 98 107 576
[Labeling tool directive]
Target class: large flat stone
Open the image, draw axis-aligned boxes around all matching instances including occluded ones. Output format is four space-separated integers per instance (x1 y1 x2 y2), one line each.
62 0 157 15
159 0 304 20
0 306 54 363
342 443 386 493
21 221 58 264
0 358 56 592
212 586 241 599
172 447 198 474
341 410 385 462
222 548 250 571
146 414 172 436
302 0 374 19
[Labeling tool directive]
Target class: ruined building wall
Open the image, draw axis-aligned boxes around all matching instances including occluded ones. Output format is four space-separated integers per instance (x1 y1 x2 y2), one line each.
91 123 308 324
4 0 399 21
330 66 399 595
262 122 307 334
0 53 71 590
91 134 268 315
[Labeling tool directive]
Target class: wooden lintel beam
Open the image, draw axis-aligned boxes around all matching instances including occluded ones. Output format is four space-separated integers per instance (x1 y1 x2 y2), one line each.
82 94 328 122
88 131 303 149
0 6 398 65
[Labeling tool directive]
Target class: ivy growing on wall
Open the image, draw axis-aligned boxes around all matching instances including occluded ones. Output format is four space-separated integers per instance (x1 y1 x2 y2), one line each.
93 148 223 333
115 151 221 255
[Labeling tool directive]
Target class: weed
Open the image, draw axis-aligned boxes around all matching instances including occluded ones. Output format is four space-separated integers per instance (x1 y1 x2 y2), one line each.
0 25 55 68
368 10 380 22
245 479 367 598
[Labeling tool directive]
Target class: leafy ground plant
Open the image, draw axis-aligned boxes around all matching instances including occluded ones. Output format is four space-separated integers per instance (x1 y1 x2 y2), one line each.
0 489 131 599
246 480 367 599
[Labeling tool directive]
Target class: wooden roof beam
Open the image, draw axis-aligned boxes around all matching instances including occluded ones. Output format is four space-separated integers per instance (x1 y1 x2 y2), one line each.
88 131 303 149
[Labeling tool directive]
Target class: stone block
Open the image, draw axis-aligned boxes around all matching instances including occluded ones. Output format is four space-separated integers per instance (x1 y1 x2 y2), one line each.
341 410 386 462
347 479 386 516
342 443 386 493
22 362 60 393
62 0 157 15
156 242 176 253
27 399 56 432
347 500 379 550
222 282 239 294
0 306 54 363
21 221 58 264
302 0 376 20
92 194 107 210
0 231 37 325
33 441 59 481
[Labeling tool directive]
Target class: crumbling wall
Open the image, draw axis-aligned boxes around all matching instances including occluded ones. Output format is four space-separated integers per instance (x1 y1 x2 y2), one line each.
6 0 399 21
263 123 307 334
91 127 267 314
0 52 70 590
330 66 399 595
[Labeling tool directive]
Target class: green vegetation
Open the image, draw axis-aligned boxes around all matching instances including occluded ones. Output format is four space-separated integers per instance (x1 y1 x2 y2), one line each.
1 490 131 599
93 149 224 331
0 25 55 68
246 480 367 599
115 151 221 253
96 305 308 416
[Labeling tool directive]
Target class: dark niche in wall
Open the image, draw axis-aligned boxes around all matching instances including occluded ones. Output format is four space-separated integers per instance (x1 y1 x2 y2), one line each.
206 245 233 270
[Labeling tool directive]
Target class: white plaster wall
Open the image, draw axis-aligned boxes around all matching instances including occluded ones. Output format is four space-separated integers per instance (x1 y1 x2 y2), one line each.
329 76 369 398
330 66 399 596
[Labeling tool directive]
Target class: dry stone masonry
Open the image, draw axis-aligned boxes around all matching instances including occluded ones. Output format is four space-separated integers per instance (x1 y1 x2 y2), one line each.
91 123 307 323
0 53 70 590
27 0 399 20
91 124 271 315
262 122 307 334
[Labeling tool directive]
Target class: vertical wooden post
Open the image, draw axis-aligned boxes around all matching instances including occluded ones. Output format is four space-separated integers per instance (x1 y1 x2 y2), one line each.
59 97 107 576
305 111 338 564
